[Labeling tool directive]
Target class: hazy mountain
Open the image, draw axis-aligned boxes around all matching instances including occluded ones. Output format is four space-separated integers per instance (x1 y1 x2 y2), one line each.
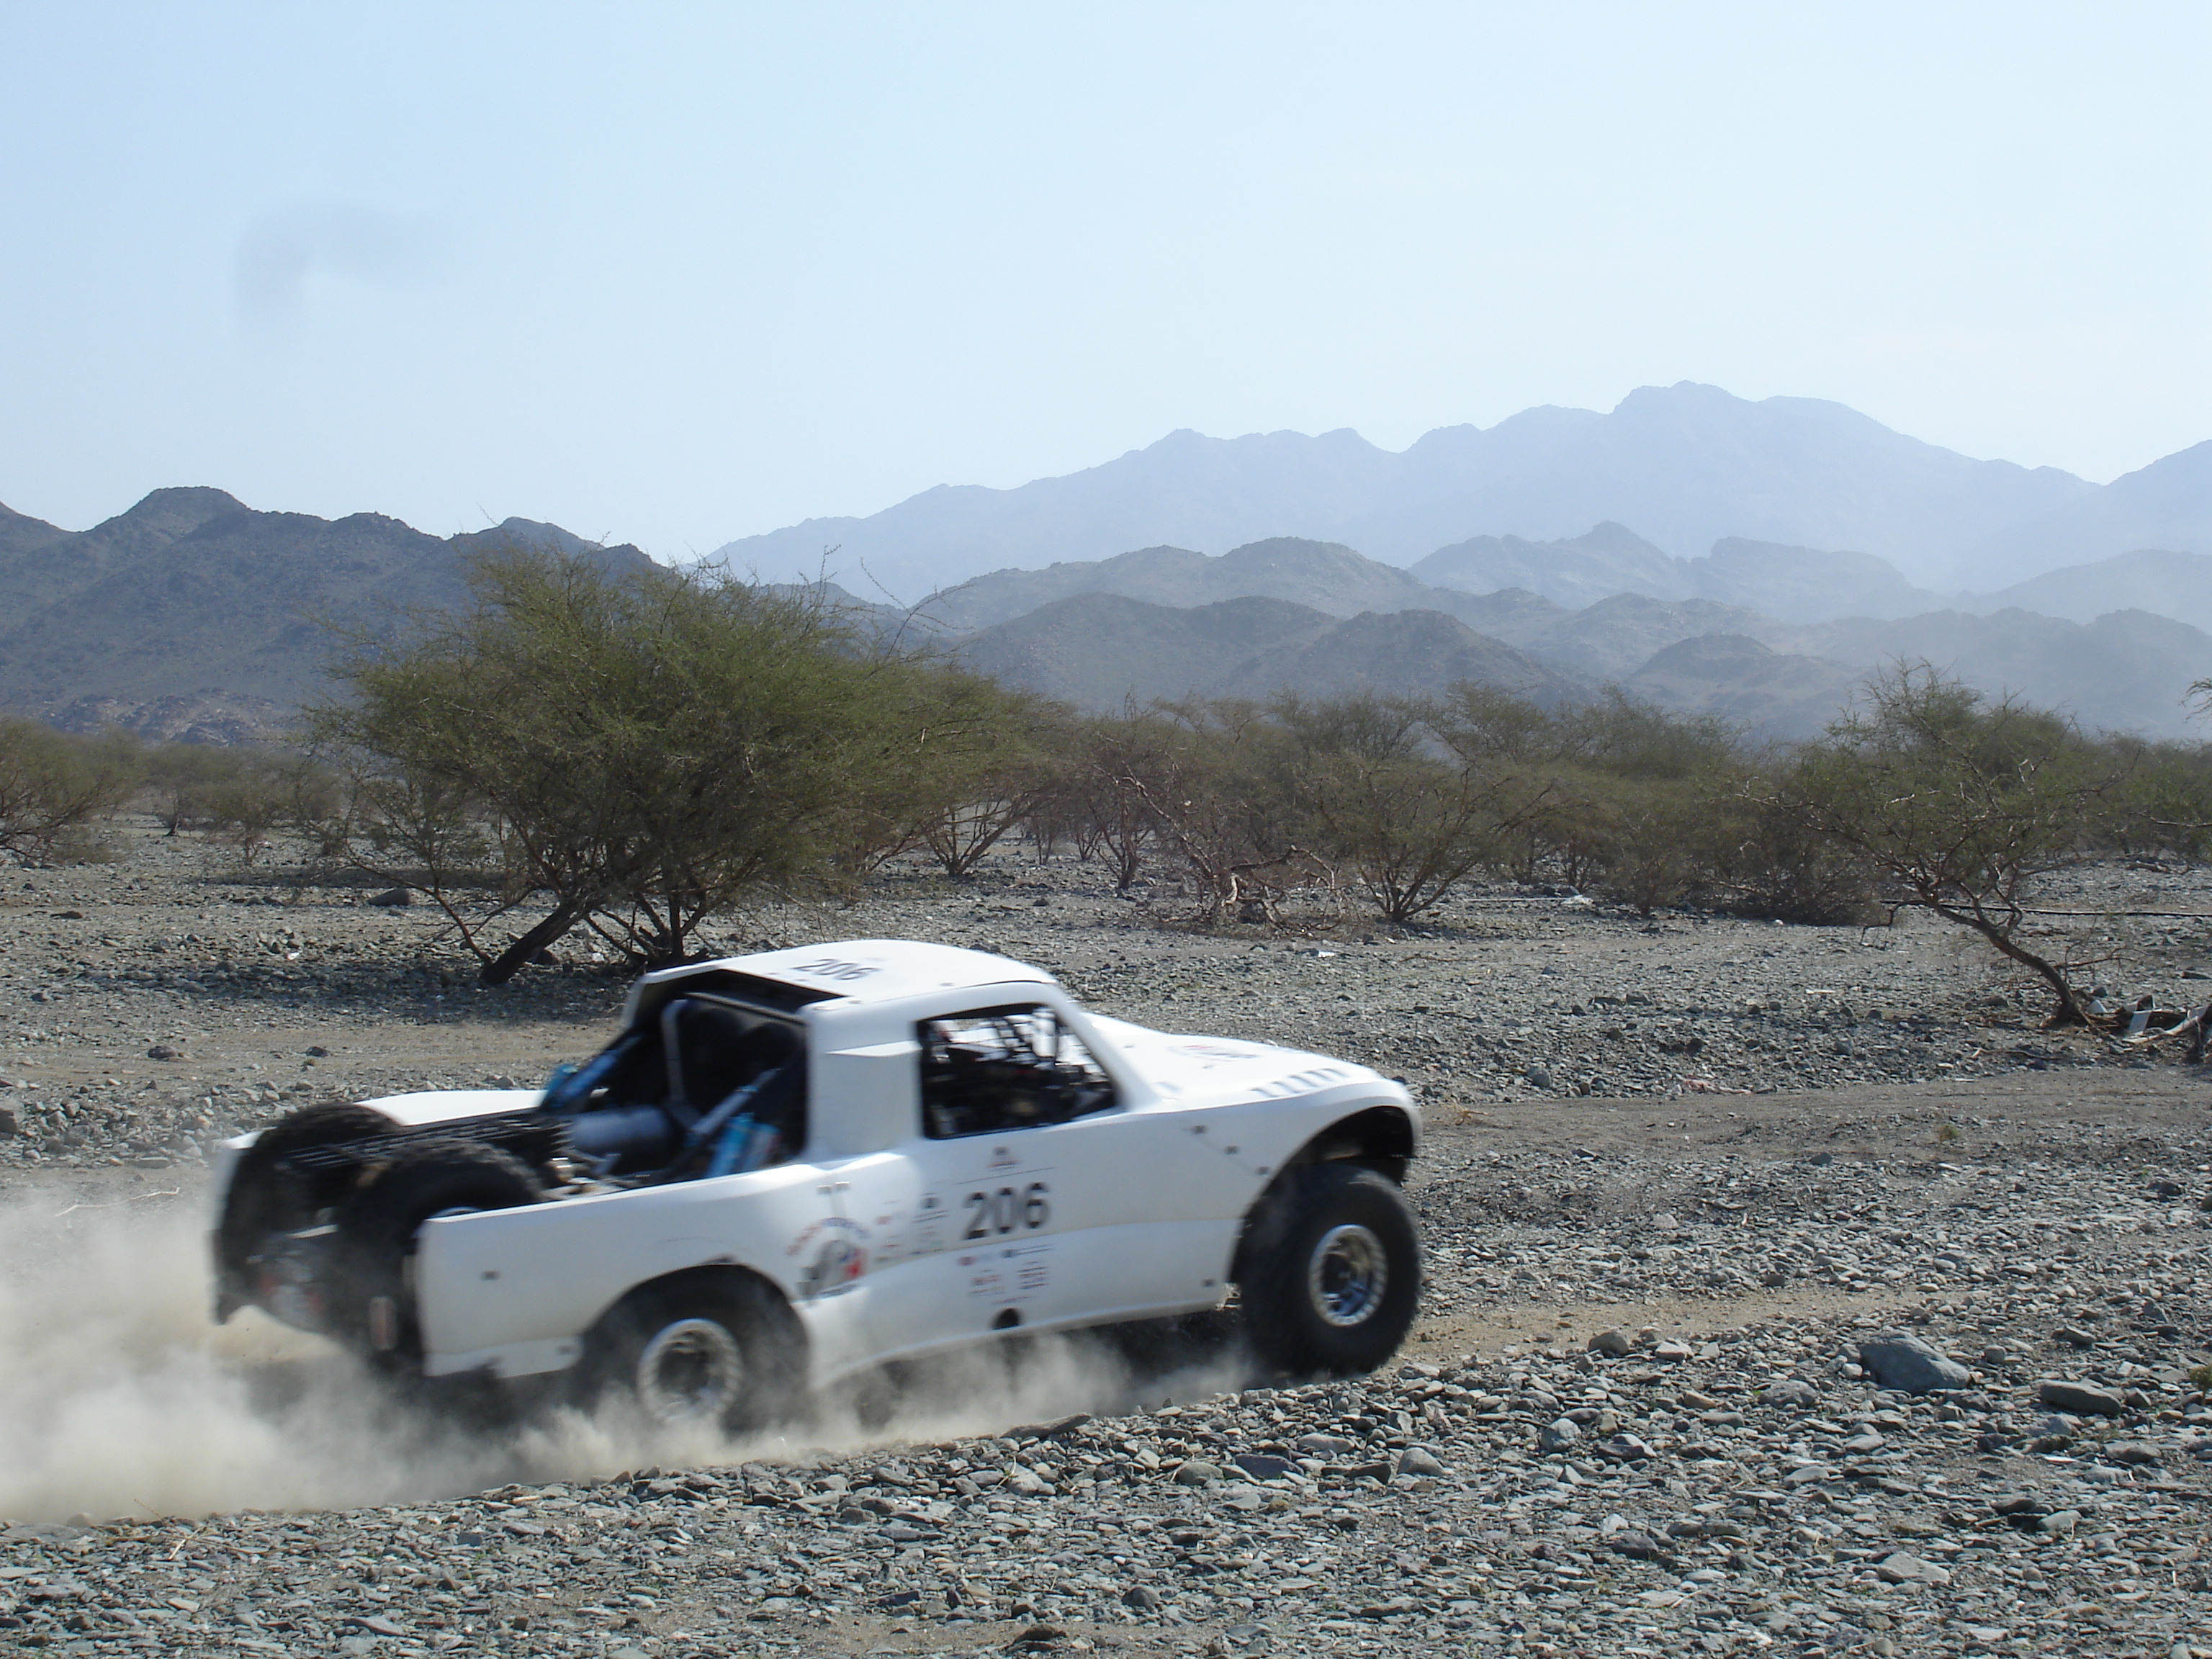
927 537 1462 632
952 593 1576 711
1779 608 2212 740
1692 539 1946 622
1962 548 2212 633
1413 523 1946 621
1962 442 2212 581
0 490 651 741
712 381 2126 595
1411 523 1684 608
1619 634 1864 739
1501 593 1787 678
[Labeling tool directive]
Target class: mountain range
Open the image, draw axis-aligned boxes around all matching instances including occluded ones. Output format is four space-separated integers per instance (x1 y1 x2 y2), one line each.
8 383 2212 748
0 490 649 742
924 540 2212 738
712 382 2211 597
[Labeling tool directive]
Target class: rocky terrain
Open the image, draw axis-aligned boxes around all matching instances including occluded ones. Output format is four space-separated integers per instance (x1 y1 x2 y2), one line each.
1 822 2209 1657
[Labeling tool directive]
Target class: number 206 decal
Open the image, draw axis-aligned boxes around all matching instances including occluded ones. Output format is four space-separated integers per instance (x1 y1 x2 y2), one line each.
790 958 878 982
963 1182 1050 1238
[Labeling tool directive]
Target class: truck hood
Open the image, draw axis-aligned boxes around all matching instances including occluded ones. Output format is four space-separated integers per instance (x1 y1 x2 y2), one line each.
1084 1014 1374 1103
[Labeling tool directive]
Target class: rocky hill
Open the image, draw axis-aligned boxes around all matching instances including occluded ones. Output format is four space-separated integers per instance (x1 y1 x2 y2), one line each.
951 593 1577 711
932 541 2212 739
0 492 650 742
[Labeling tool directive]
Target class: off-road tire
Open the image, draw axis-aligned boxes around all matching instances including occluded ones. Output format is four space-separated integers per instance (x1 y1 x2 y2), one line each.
327 1138 544 1362
1236 1162 1421 1378
577 1276 806 1437
214 1100 397 1313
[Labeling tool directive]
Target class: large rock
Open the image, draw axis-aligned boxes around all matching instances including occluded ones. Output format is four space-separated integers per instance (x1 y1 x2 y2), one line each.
1857 1331 1971 1393
1874 1551 1952 1586
2038 1379 2124 1418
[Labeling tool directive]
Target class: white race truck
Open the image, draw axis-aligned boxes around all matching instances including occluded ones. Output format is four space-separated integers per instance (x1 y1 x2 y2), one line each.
212 940 1421 1430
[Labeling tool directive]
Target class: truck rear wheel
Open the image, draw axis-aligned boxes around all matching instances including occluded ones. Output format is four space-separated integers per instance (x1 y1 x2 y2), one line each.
1236 1162 1421 1378
580 1277 805 1436
328 1138 544 1362
215 1100 397 1318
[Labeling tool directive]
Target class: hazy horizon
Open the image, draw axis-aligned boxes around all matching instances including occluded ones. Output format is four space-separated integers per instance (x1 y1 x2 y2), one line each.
2 3 2207 559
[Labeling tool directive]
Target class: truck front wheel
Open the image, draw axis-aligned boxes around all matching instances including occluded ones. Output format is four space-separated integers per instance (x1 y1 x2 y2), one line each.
1236 1162 1421 1378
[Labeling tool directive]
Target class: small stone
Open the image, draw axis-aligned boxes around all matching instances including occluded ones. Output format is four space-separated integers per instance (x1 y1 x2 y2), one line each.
1610 1530 1670 1560
1231 1453 1300 1481
367 886 413 907
1858 1331 1971 1393
1122 1585 1164 1612
1762 1378 1819 1409
0 1107 15 1138
1172 1460 1223 1486
2105 1441 2161 1466
2039 1509 2081 1535
1537 1418 1581 1452
1981 1344 2015 1368
2037 1379 2123 1418
1294 1433 1354 1457
1873 1551 1951 1586
1524 1066 1552 1091
2054 1326 2098 1349
1588 1328 1633 1357
145 1045 182 1061
1397 1447 1445 1478
1652 1340 1692 1364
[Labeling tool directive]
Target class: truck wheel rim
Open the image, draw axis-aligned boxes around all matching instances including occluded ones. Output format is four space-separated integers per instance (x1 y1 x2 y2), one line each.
1308 1224 1387 1326
637 1318 744 1426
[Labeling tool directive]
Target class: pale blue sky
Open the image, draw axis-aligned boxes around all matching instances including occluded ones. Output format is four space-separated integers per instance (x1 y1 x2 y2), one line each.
1 2 2206 557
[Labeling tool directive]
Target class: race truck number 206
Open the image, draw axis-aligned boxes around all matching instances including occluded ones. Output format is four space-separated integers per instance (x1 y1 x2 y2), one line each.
963 1181 1050 1239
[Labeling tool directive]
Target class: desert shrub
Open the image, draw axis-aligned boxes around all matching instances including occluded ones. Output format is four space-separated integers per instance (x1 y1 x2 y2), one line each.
1104 699 1326 922
143 743 339 861
2100 735 2212 859
0 719 137 860
1768 665 2121 1023
1279 691 1554 925
1053 705 1177 891
1693 783 1878 924
312 546 1019 981
918 691 1076 879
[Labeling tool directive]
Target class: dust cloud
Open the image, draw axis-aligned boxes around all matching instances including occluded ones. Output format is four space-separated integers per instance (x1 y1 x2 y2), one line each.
0 1182 1239 1524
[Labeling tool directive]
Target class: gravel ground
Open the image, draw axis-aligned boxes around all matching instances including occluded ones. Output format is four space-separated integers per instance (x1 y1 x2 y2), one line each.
1 822 2209 1656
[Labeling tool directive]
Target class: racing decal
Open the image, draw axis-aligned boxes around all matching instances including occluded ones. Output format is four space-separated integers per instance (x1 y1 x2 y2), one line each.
914 1162 1053 1256
787 1216 871 1299
784 956 880 984
958 1239 1051 1302
960 1181 1051 1240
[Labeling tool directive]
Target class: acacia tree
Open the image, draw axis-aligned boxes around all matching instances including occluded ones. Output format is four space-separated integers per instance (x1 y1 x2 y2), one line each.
311 547 1012 982
1278 691 1552 925
917 691 1074 879
1770 665 2120 1025
0 719 136 860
